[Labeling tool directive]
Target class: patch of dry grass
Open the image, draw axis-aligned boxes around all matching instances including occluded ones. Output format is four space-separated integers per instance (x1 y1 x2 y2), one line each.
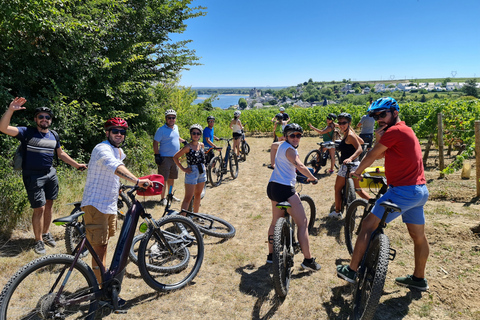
1 137 480 319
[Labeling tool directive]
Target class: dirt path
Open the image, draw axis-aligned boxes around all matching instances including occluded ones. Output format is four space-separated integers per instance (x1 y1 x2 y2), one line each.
1 137 479 319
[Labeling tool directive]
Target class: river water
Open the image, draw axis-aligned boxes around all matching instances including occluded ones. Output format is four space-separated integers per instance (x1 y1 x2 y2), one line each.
192 94 249 109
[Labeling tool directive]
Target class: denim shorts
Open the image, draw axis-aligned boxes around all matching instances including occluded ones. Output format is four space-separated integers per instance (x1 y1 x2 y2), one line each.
337 162 360 178
371 184 429 225
185 164 207 185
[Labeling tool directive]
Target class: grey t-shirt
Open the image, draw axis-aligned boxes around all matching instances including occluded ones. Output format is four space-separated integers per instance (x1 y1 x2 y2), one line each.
359 115 375 134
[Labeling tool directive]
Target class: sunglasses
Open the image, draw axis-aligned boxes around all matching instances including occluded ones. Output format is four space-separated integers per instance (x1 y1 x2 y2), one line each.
208 120 215 122
37 115 51 120
288 133 302 139
338 121 349 125
370 110 391 121
110 128 127 135
191 131 201 136
167 116 176 120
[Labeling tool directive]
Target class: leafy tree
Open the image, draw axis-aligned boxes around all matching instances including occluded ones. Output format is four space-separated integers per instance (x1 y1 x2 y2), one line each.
420 94 427 102
238 98 247 110
442 78 451 86
463 79 479 98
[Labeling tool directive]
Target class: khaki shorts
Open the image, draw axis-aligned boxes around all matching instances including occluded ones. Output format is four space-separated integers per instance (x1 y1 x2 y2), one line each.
157 157 178 180
82 205 116 246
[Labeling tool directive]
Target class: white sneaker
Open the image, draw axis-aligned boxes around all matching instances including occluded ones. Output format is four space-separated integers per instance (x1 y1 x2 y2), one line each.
329 210 343 219
159 198 167 206
172 195 181 202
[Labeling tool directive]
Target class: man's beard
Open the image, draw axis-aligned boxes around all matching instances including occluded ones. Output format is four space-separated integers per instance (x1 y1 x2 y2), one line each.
38 122 50 130
108 136 122 148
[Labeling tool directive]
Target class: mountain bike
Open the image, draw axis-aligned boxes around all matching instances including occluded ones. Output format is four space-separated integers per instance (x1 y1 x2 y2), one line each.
207 138 239 187
350 201 398 320
304 141 340 174
239 123 250 162
60 184 132 257
345 172 388 255
0 182 204 318
129 185 235 269
272 178 317 299
329 162 357 215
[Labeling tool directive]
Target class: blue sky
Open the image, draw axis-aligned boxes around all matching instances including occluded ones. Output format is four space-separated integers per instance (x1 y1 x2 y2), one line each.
172 0 480 88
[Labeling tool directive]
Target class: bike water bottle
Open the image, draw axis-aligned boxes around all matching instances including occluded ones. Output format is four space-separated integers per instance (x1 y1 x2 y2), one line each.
139 222 148 233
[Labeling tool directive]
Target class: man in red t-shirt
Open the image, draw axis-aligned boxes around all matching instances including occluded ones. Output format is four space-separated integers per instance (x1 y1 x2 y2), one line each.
337 97 430 291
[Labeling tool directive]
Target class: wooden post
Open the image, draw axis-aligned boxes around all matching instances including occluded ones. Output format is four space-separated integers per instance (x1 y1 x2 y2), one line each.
475 121 480 197
422 134 434 167
438 113 444 178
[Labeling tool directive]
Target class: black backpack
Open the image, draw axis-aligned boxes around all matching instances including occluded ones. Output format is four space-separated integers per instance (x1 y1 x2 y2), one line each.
13 127 60 171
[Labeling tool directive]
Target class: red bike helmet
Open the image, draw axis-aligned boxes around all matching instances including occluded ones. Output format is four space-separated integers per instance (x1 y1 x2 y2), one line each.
105 117 128 130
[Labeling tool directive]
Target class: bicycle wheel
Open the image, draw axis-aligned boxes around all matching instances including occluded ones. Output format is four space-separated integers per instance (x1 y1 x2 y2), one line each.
272 217 293 298
208 156 223 187
353 233 390 320
64 207 89 258
244 141 250 155
138 215 204 292
229 152 239 179
191 213 236 239
239 142 247 162
344 177 356 211
0 254 98 319
334 151 341 169
300 194 316 233
344 199 369 255
304 149 321 174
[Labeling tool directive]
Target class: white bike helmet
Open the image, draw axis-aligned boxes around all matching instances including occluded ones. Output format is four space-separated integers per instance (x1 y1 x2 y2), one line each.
165 109 177 117
234 110 241 117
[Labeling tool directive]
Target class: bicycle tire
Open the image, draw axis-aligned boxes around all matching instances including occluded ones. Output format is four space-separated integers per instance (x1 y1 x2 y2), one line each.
353 233 390 320
344 177 356 211
64 206 88 256
300 194 316 233
334 151 341 169
239 142 247 161
244 141 250 155
208 156 223 187
272 217 293 298
229 152 239 179
117 191 132 220
344 199 369 256
0 254 98 319
138 215 204 292
192 213 236 239
304 149 321 175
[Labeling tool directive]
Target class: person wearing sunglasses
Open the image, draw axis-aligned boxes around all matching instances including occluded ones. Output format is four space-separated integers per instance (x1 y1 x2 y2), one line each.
273 113 288 142
266 123 321 271
308 113 338 174
0 97 87 255
81 117 153 287
174 124 206 214
337 97 430 292
153 109 186 206
329 113 371 219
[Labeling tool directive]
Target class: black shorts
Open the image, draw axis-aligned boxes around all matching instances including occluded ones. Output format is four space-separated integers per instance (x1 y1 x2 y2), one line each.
233 132 242 140
266 181 295 203
22 167 59 208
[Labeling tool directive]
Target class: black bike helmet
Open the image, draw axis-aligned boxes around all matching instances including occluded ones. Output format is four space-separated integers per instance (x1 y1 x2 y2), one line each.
326 113 337 121
337 112 352 122
34 107 54 118
283 123 303 137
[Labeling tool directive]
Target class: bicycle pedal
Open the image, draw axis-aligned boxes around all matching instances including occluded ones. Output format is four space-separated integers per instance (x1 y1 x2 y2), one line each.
388 247 396 261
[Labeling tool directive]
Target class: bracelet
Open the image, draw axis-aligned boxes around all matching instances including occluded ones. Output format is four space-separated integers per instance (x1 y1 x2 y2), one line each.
136 179 139 185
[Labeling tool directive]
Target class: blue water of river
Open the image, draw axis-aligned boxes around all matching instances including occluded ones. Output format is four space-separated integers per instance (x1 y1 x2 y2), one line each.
192 95 249 109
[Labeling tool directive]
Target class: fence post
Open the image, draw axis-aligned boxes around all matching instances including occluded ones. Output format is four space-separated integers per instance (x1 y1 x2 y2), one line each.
475 121 480 197
438 113 444 178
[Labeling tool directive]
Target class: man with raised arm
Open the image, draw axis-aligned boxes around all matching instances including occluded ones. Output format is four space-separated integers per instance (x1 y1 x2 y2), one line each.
336 97 430 291
0 97 87 254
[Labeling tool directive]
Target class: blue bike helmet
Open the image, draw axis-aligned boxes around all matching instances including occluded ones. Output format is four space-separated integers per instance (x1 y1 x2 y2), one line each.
368 97 399 114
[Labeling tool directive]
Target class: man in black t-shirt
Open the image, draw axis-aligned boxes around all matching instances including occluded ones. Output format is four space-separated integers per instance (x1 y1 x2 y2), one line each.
0 97 86 254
